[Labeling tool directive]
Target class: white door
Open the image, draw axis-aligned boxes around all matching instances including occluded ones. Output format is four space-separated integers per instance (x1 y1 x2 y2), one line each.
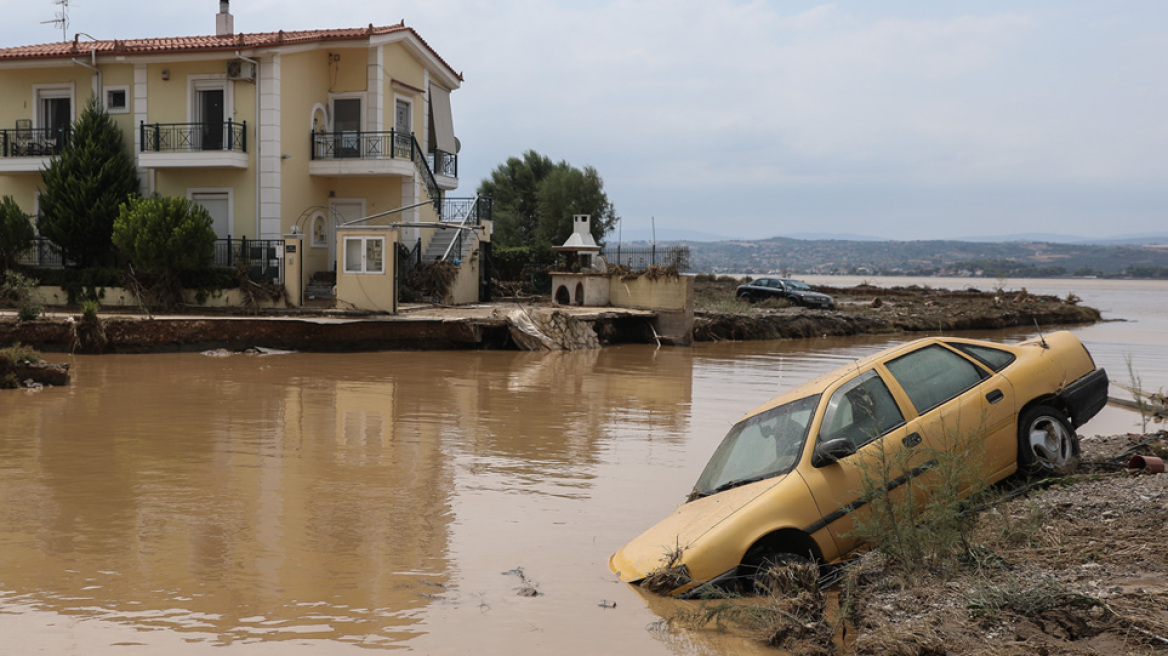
329 200 365 271
191 192 230 239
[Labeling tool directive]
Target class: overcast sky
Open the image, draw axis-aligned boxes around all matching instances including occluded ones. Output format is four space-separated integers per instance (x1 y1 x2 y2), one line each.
4 1 1166 241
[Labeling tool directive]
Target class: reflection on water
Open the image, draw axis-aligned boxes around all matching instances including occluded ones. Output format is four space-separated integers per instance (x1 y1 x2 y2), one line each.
1 279 1164 654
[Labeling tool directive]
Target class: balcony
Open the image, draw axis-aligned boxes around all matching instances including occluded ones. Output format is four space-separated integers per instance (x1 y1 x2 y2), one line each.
309 129 456 186
138 121 248 169
0 125 69 173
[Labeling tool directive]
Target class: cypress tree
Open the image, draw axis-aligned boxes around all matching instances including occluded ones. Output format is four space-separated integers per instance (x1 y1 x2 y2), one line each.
38 95 139 267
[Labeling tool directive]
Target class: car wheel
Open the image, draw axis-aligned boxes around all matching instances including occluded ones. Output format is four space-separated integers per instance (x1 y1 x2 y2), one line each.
739 550 816 596
1017 405 1080 475
739 293 755 304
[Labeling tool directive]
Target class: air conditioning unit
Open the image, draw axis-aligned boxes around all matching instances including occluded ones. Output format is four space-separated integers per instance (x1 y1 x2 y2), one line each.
226 60 256 81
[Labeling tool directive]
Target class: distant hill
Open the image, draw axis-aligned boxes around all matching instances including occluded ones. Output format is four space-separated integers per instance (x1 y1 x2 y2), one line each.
615 237 1168 278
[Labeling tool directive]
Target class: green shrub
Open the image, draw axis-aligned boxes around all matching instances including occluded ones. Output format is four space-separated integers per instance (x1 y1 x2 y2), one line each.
114 196 216 272
17 304 42 321
113 195 217 308
847 420 993 575
0 196 35 271
1 270 38 307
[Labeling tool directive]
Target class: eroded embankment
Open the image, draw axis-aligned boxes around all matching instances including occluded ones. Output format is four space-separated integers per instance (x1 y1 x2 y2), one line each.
694 286 1102 341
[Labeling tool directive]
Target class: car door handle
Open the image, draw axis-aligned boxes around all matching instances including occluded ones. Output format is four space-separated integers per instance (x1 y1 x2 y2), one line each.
986 389 1004 404
902 433 922 448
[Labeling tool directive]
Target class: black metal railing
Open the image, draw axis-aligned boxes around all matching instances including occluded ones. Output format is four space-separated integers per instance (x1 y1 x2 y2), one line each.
439 196 492 225
213 237 284 283
310 129 414 160
429 151 458 177
140 121 247 153
601 245 692 271
310 131 443 213
15 236 283 283
0 126 70 158
16 237 70 268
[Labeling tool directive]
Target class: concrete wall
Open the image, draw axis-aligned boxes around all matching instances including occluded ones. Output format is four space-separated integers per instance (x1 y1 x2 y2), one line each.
609 274 694 311
28 286 286 309
609 273 695 346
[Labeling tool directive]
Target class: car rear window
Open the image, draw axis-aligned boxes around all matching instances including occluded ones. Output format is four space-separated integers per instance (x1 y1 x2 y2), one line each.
885 344 987 415
947 342 1016 372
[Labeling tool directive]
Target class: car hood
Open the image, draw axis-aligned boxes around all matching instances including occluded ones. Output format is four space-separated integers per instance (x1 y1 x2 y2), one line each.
793 290 830 299
609 474 789 584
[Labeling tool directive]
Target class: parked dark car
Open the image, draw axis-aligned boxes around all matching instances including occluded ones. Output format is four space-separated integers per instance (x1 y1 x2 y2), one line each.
736 277 835 309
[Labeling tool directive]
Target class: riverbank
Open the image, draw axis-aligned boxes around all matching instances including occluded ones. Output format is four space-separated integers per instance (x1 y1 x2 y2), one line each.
694 279 1101 341
0 282 1101 354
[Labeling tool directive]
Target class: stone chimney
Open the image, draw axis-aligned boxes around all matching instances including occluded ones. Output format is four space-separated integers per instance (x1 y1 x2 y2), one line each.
216 1 234 37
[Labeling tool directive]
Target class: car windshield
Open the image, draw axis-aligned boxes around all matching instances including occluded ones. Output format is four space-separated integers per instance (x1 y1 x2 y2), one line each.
785 279 812 291
691 395 821 498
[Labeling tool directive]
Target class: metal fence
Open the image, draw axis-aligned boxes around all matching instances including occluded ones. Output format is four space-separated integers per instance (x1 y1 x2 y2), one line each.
15 237 69 268
0 126 70 158
16 237 283 283
140 121 247 153
601 245 691 271
310 130 414 160
213 237 284 283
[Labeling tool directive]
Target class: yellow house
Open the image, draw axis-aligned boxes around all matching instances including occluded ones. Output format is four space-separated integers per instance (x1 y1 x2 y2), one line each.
0 3 490 309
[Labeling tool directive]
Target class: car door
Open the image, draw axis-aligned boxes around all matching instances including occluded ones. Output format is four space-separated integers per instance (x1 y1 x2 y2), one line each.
881 343 1018 494
797 368 923 561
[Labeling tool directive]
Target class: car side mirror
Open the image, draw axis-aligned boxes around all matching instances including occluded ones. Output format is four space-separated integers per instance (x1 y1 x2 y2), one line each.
812 438 855 467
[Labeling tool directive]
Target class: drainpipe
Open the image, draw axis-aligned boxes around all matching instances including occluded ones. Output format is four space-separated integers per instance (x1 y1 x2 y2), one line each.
236 51 261 239
71 37 101 102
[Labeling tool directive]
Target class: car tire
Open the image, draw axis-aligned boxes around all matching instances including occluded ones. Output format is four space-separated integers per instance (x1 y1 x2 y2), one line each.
739 293 755 304
1017 405 1080 475
739 550 816 596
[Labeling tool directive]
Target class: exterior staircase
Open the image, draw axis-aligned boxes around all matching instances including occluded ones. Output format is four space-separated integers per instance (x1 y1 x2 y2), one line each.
304 270 336 306
421 226 474 263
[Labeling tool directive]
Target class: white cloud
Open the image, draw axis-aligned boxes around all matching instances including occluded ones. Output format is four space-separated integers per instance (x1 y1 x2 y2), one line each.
2 0 1165 239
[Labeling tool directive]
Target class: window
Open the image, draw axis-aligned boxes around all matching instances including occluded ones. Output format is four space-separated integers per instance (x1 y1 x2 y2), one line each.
105 86 129 114
189 190 231 239
693 395 821 497
34 85 73 135
885 345 986 415
818 370 904 450
344 236 384 274
948 343 1015 372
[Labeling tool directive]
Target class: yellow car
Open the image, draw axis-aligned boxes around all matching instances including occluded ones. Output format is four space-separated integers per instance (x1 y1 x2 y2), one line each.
610 331 1108 596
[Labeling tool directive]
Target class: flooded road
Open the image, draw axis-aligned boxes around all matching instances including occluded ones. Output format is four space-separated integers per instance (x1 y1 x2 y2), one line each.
1 279 1165 654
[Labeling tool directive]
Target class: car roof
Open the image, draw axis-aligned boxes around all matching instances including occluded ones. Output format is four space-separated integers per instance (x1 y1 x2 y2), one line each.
735 335 1012 422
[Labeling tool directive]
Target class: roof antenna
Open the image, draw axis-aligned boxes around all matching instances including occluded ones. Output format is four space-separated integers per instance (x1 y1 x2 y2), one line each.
1033 317 1049 349
42 0 70 42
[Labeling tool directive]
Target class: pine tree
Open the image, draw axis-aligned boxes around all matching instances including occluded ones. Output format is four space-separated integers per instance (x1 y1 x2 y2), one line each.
38 95 139 267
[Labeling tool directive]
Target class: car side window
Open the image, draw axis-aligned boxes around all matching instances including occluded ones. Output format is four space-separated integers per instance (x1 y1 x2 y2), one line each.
885 345 987 415
818 370 905 451
947 343 1016 372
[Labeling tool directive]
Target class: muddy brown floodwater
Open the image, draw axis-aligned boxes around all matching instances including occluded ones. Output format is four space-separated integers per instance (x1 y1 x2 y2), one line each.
1 279 1166 655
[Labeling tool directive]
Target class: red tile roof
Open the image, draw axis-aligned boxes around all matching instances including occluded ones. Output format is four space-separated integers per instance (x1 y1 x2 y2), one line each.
0 23 462 80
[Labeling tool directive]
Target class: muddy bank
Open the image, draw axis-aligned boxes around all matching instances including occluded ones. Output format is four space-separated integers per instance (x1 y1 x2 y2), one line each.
841 430 1168 656
0 358 69 388
0 310 656 354
694 285 1102 341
